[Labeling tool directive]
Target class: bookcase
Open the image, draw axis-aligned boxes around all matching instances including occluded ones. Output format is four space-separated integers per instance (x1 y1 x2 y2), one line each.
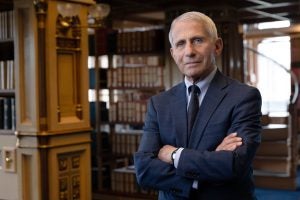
90 27 165 199
0 2 18 199
0 3 15 134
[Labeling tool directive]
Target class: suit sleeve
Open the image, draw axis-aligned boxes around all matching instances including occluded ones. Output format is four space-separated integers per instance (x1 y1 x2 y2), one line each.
134 97 193 198
176 87 262 183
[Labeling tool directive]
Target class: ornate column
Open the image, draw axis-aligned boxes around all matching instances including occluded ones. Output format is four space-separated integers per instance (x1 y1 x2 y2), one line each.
14 0 93 199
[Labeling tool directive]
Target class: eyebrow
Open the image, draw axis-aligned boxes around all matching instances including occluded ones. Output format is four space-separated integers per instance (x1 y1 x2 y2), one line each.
174 36 206 45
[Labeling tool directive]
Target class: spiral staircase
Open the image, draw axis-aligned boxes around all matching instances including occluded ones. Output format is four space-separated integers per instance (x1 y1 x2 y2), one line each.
246 46 300 190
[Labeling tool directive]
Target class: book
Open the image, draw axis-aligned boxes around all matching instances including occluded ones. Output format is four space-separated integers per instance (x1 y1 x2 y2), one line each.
3 97 12 130
10 98 15 130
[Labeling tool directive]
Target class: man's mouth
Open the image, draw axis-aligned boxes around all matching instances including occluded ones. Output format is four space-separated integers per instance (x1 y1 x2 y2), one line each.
185 62 200 67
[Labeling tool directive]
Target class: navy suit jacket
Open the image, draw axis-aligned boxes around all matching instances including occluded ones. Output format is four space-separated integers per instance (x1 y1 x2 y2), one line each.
134 70 262 200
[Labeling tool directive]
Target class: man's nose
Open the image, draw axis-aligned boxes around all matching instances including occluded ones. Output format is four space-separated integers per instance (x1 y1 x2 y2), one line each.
184 42 196 56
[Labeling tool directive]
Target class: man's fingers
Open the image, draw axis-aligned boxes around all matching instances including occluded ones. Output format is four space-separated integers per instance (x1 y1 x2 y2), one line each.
215 133 243 151
227 132 240 139
216 142 242 151
222 135 242 146
224 142 242 151
226 132 237 139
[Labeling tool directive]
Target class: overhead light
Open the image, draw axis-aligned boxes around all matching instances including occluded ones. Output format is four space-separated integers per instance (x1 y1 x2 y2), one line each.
57 2 82 30
57 2 81 17
88 3 111 27
56 1 111 30
258 20 290 30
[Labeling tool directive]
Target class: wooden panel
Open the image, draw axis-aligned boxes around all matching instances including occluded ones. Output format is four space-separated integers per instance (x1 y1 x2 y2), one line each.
57 51 78 120
21 154 32 200
17 148 42 200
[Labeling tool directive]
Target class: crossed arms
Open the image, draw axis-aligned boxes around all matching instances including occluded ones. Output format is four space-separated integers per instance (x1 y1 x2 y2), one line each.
134 86 262 198
158 132 242 164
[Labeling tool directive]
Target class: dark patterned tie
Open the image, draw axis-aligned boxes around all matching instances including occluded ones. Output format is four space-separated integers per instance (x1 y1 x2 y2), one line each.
187 85 200 137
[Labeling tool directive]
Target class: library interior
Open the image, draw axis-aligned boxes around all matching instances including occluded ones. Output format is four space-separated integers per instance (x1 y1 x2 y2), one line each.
1 0 300 199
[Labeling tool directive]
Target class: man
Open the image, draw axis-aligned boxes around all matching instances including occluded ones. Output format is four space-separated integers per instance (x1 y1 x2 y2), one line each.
134 11 262 200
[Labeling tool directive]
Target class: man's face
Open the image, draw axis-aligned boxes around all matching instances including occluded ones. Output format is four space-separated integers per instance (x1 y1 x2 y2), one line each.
170 20 223 83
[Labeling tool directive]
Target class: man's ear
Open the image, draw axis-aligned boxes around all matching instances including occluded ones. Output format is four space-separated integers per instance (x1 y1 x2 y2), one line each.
215 38 223 56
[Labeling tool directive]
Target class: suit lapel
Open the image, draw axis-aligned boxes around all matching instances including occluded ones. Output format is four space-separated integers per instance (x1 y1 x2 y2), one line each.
188 71 229 148
170 83 189 148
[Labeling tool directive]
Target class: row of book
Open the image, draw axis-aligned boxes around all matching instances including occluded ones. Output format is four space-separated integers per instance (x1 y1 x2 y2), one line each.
114 91 154 102
111 165 158 195
107 66 164 88
89 54 163 68
117 55 164 68
0 10 14 40
116 29 164 54
95 28 164 55
0 97 16 130
0 60 14 90
112 131 142 156
109 101 147 124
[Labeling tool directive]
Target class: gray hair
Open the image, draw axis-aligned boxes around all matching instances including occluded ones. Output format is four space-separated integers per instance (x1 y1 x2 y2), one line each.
169 11 218 46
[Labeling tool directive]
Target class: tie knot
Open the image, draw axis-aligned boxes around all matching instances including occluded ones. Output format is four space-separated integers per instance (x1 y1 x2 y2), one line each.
188 85 200 95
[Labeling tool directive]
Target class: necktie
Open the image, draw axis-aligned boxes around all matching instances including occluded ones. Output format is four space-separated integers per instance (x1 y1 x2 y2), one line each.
187 85 200 136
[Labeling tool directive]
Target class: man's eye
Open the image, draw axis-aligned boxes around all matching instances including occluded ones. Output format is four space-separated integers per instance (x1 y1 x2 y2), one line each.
194 38 203 44
176 41 185 48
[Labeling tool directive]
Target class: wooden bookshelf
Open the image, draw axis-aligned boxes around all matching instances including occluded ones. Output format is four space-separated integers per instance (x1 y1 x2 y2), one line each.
90 27 164 199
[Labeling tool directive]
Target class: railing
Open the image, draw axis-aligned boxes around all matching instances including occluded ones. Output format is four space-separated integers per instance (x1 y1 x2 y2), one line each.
245 46 299 104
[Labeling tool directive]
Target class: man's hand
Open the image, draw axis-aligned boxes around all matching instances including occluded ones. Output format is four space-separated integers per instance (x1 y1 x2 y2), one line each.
158 145 177 164
215 132 242 151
